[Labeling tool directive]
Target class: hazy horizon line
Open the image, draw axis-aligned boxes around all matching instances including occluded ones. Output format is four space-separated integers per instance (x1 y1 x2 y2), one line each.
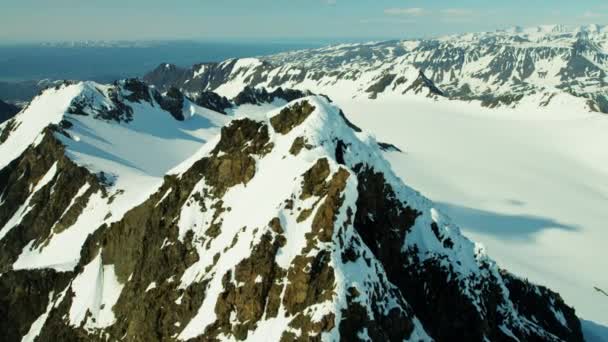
1 22 604 47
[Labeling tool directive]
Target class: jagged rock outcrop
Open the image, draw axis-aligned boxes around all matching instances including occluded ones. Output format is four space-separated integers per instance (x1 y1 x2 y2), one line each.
186 86 311 115
233 86 311 106
0 93 584 341
191 91 233 114
403 71 445 97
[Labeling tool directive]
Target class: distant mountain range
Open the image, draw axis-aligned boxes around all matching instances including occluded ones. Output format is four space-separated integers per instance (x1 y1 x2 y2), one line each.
145 24 608 114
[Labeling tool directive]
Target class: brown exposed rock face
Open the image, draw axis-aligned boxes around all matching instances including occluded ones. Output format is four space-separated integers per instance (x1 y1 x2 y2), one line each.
202 118 273 197
0 269 72 342
0 129 101 272
281 163 350 341
300 158 331 200
289 136 312 156
34 155 209 341
206 232 286 340
270 101 316 134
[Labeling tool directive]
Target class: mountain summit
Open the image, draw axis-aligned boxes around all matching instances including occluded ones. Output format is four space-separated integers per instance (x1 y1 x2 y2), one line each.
0 83 583 341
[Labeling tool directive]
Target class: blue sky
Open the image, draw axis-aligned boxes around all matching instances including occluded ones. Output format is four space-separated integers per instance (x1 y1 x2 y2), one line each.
1 0 607 42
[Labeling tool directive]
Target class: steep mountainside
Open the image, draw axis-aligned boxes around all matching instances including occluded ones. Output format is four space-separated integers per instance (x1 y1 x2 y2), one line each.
0 86 583 340
145 25 608 114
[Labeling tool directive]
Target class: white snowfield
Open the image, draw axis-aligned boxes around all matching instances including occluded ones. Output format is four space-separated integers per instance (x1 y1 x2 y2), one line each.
329 92 608 329
0 81 228 271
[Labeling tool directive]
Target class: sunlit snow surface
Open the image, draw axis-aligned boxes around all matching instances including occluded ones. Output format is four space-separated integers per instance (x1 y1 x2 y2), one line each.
330 92 608 327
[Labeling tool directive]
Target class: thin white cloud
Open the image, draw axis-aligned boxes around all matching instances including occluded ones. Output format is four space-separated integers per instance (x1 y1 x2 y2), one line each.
384 8 426 16
581 11 604 19
440 8 474 17
360 18 417 24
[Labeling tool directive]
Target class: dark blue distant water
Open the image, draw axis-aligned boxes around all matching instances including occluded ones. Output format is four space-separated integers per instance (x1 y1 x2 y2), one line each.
0 41 321 82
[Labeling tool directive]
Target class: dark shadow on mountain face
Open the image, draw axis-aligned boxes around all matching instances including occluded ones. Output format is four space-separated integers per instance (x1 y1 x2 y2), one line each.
436 202 579 240
59 137 147 174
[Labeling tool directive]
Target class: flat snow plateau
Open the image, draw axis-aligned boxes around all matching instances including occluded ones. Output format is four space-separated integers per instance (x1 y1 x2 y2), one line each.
331 93 608 327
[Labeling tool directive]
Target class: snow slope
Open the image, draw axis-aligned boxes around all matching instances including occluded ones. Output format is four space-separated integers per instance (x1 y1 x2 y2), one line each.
332 92 608 327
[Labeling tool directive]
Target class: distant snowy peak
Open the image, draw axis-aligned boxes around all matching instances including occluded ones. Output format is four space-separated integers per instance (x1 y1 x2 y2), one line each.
497 24 608 39
438 24 608 42
145 24 608 114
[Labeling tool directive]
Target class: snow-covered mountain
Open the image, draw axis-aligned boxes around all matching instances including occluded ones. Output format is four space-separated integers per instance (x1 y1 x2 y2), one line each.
145 24 608 114
0 77 585 341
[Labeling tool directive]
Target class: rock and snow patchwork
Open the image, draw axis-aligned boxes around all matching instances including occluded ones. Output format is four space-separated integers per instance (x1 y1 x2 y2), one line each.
68 252 123 330
0 83 81 168
185 85 312 120
0 79 227 273
0 96 584 340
